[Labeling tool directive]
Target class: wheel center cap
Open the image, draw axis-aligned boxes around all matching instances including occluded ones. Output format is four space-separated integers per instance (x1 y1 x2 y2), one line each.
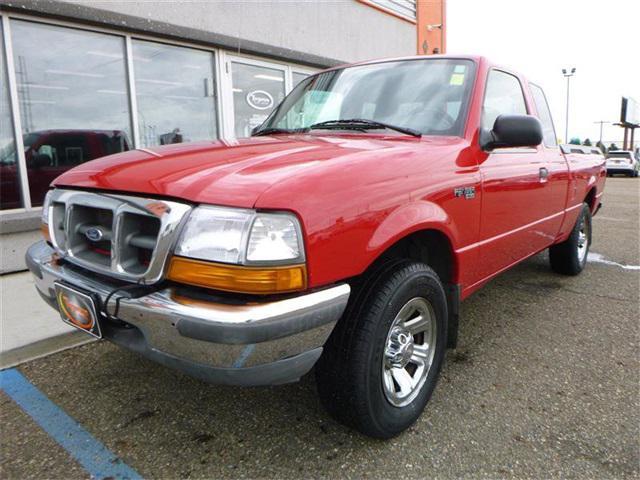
385 326 414 368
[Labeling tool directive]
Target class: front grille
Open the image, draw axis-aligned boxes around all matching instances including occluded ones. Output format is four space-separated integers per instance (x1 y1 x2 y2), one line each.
46 189 192 283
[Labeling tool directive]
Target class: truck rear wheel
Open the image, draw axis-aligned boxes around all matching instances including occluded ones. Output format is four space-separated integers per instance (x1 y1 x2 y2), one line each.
549 202 592 275
315 261 447 439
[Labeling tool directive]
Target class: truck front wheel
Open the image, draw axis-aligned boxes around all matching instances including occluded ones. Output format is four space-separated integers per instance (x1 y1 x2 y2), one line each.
316 261 448 439
549 202 592 275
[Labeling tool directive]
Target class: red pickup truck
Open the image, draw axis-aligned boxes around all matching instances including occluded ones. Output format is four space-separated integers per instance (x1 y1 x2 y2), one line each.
27 55 605 438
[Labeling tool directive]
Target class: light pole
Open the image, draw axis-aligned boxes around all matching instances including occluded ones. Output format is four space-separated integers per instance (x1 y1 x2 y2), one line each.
593 120 611 145
562 67 576 143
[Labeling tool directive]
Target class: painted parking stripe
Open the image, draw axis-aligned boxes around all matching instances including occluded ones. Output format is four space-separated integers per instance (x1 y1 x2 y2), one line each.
0 368 141 480
232 344 256 368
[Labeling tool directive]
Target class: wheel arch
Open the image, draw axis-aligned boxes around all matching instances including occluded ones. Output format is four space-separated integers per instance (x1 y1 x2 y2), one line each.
584 186 597 212
365 228 458 288
357 205 461 348
364 201 460 285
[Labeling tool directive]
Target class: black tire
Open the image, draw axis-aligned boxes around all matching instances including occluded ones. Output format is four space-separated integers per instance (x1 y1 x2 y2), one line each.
549 202 592 275
316 260 448 439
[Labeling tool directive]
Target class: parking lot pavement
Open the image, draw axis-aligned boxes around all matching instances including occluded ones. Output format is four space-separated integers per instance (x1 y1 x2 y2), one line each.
1 178 638 479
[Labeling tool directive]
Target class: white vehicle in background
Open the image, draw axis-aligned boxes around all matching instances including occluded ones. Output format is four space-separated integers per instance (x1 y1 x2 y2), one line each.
605 150 639 177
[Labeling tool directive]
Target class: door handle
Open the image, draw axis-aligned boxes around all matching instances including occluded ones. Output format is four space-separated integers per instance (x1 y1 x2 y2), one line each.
539 167 549 182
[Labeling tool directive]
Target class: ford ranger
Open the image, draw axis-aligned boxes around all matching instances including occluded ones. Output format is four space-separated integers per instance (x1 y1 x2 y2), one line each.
26 55 606 438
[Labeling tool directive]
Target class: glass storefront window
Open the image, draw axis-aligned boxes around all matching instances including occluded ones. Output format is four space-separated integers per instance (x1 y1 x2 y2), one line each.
132 40 218 147
292 71 310 88
2 18 318 211
231 62 285 137
10 20 132 207
0 22 23 210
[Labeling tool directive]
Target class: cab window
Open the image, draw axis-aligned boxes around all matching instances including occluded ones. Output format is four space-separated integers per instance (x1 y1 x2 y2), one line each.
482 70 527 129
530 83 558 147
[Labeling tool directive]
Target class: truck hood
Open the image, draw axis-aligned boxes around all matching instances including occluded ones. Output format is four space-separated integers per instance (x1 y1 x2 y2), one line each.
53 134 446 208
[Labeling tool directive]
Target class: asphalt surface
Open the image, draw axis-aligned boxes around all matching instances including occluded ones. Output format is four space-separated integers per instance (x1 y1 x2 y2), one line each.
2 177 639 479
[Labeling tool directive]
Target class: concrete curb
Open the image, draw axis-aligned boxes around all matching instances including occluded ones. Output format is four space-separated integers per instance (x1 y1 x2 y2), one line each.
0 331 96 370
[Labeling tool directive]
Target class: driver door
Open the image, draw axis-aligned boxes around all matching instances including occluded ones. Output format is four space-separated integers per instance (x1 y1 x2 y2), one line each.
477 69 550 280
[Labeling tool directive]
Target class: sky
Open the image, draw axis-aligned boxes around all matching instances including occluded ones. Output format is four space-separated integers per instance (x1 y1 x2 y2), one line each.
447 0 640 147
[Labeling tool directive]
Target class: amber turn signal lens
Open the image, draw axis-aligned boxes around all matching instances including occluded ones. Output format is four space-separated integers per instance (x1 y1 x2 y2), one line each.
41 223 51 242
167 256 307 294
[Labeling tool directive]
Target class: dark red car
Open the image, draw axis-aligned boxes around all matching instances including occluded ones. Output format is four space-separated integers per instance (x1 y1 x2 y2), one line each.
1 129 129 209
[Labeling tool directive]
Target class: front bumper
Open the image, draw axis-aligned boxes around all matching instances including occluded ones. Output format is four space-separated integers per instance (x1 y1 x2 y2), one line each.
26 241 350 386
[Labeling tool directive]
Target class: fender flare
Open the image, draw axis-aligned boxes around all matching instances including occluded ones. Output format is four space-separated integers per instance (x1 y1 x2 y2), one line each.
366 200 459 258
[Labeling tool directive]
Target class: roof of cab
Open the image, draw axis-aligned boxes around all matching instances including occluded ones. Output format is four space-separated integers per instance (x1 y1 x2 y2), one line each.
316 54 488 74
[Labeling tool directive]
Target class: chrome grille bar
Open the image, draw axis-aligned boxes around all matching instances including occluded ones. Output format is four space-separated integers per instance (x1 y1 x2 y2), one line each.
46 189 192 283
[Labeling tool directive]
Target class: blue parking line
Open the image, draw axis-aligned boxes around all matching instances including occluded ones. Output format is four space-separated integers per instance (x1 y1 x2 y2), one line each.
232 344 256 368
0 368 142 480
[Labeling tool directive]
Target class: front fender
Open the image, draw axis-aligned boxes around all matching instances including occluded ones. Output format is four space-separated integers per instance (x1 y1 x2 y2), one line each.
367 200 458 261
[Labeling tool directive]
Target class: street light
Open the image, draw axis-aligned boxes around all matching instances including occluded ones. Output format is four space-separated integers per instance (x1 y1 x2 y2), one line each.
593 120 611 144
562 67 576 142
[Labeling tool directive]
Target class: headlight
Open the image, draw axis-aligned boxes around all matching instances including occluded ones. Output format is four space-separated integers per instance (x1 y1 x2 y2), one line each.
170 206 306 294
174 206 305 265
40 190 53 242
246 213 303 263
174 206 254 264
41 190 53 224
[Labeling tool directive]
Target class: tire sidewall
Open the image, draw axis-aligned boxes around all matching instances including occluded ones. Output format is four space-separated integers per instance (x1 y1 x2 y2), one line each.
363 269 448 436
575 203 592 270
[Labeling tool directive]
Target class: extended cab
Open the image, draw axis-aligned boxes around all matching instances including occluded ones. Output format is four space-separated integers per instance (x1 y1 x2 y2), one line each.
26 55 606 438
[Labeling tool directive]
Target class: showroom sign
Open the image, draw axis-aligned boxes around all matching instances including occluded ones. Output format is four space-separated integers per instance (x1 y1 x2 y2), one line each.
246 90 274 110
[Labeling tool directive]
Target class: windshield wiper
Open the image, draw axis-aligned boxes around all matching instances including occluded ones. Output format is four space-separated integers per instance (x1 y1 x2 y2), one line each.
252 127 298 137
308 119 422 137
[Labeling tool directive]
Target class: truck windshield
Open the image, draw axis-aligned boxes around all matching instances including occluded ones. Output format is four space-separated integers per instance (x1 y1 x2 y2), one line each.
259 58 476 137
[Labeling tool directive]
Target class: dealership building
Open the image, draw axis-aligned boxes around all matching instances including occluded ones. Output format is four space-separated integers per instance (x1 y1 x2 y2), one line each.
0 0 445 273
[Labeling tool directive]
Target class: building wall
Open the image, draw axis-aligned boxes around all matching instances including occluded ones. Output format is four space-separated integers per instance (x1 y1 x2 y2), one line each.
417 0 446 55
4 0 416 65
83 1 415 63
0 0 418 273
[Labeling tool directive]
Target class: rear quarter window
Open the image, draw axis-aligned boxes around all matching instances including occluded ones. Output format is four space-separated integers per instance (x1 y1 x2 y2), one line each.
530 83 558 148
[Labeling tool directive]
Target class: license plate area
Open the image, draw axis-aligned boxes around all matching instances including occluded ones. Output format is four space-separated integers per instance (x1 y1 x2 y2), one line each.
54 282 102 339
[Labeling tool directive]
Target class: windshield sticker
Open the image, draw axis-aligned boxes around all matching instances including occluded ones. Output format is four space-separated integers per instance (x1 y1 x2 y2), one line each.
450 73 465 86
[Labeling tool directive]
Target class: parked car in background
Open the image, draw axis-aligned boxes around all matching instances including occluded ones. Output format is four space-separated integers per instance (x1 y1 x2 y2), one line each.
26 55 606 439
605 150 639 177
561 144 605 157
0 129 130 209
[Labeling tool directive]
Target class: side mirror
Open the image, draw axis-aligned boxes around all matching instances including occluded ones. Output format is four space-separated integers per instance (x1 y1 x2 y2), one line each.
480 114 543 151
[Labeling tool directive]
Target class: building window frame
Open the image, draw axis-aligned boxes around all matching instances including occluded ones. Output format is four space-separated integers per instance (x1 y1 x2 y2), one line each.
357 0 417 24
0 12 318 216
223 53 313 138
2 15 32 211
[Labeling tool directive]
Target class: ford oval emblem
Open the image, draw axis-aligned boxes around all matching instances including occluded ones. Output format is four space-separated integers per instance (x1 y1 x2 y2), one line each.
85 227 103 242
246 90 274 110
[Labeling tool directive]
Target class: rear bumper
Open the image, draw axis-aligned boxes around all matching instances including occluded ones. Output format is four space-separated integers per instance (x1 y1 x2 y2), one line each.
26 241 350 386
606 165 634 174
